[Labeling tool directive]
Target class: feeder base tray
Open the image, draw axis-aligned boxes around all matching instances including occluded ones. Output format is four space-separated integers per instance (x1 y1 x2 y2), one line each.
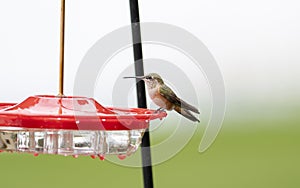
0 128 144 157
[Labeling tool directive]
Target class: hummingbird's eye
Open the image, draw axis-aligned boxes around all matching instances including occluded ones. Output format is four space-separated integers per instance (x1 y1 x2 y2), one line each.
145 76 152 80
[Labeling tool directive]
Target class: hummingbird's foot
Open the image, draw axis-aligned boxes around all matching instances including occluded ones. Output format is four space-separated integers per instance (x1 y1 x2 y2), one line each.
155 108 165 113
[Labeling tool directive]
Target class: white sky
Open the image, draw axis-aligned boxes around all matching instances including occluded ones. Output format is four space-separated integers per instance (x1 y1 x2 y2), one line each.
0 0 299 113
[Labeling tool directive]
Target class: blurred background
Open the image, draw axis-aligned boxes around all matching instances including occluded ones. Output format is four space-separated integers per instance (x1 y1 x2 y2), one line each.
0 0 299 187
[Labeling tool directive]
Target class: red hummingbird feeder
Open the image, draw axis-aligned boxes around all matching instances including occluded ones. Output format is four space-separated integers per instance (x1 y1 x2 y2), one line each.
0 95 166 158
0 0 167 159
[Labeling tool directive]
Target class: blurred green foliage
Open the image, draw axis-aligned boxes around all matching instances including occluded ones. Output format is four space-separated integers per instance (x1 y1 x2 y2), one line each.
0 117 299 188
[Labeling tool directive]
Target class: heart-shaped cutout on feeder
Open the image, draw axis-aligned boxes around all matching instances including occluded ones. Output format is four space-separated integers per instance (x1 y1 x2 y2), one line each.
0 95 167 158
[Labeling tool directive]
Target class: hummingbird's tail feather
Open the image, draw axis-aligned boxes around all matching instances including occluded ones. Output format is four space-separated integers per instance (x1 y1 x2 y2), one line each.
174 106 200 123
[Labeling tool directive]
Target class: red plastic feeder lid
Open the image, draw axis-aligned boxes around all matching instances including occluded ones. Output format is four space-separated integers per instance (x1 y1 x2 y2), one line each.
0 95 167 131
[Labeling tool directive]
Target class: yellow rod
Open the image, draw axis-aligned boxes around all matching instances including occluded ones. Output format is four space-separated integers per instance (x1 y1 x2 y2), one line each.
58 0 65 96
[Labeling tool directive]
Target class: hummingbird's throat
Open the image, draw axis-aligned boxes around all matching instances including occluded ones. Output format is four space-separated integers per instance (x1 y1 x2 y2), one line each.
145 80 158 89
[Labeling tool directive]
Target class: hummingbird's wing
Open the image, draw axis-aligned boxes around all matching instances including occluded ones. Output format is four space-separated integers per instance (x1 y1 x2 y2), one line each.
179 98 200 114
159 85 200 114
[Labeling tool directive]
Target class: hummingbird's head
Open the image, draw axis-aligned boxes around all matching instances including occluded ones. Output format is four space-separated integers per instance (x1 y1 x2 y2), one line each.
142 73 164 89
123 73 164 89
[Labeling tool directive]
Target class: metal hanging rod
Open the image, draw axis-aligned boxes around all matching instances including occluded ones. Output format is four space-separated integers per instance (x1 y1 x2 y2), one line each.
58 0 65 96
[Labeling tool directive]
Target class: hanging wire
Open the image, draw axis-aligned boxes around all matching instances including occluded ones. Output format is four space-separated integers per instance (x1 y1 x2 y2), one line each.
58 0 65 96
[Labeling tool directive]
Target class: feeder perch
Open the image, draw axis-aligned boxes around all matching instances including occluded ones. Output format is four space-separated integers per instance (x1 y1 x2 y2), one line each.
0 95 166 158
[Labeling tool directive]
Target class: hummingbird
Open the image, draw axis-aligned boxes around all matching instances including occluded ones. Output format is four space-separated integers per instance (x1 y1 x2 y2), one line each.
124 73 200 122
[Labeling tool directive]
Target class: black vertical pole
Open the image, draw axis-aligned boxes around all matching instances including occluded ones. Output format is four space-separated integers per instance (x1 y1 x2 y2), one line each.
129 0 154 188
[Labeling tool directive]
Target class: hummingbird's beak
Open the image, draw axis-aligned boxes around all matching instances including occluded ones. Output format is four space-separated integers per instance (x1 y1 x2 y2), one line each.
123 76 145 79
